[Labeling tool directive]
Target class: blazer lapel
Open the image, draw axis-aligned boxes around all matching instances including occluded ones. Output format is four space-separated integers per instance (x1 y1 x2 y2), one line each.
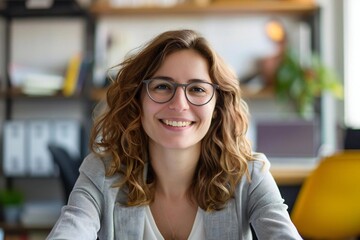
203 199 239 240
114 203 146 240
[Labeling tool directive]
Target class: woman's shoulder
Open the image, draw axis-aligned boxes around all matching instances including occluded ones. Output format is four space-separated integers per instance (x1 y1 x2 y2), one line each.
248 152 271 173
79 153 121 191
79 152 106 175
245 152 272 188
235 152 277 201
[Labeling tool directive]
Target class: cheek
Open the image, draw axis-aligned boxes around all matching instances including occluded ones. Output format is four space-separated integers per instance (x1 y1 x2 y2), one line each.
140 91 151 131
207 98 217 118
141 108 152 139
201 102 217 125
141 94 160 129
140 88 154 116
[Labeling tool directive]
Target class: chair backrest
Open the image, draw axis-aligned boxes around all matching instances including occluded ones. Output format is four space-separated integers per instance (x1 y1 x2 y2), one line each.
344 128 360 149
48 143 82 202
291 151 360 239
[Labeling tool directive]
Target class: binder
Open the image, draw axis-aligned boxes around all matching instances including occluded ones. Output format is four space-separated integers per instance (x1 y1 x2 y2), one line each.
28 120 54 176
3 121 27 176
52 120 81 159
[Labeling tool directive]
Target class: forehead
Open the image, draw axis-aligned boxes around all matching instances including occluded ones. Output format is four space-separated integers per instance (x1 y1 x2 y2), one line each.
154 49 211 81
162 49 206 63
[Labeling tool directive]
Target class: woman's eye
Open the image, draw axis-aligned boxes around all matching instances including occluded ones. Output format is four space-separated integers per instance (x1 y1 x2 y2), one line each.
150 80 174 91
195 87 206 92
154 84 171 90
189 85 207 93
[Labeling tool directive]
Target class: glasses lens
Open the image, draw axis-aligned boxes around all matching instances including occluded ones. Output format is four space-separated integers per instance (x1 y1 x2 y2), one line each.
186 82 214 105
147 79 175 103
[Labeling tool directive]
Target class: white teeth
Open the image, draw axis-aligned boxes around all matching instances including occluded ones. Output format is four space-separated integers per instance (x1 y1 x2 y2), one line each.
163 120 192 127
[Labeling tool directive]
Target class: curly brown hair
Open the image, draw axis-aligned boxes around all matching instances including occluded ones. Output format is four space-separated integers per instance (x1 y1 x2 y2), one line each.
90 29 253 211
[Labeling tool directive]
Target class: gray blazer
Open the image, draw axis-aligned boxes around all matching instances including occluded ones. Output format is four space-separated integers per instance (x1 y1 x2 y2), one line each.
47 153 302 240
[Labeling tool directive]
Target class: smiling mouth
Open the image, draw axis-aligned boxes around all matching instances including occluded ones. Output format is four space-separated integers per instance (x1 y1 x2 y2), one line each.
162 119 193 127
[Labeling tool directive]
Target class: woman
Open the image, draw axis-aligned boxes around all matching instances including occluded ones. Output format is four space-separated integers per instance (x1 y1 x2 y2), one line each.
47 29 302 240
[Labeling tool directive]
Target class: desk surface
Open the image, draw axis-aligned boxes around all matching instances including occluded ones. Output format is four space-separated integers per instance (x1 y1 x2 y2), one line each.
270 164 316 185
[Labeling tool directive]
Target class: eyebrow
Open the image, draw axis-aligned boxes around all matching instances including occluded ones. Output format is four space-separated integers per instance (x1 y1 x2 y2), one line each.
152 76 211 83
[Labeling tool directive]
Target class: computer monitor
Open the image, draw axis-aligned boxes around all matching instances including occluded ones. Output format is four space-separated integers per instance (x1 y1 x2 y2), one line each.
255 119 320 162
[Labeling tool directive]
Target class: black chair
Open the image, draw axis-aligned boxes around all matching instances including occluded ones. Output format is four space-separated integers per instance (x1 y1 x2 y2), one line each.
48 143 82 202
344 128 360 150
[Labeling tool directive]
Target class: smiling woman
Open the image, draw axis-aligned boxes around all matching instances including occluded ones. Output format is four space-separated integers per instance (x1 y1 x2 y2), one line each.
46 29 302 240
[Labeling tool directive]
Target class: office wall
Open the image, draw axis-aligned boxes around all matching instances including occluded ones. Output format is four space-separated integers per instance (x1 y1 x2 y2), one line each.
343 0 359 129
10 18 86 75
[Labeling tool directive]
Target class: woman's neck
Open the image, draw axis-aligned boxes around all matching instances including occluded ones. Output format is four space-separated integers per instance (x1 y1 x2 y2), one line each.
149 143 200 198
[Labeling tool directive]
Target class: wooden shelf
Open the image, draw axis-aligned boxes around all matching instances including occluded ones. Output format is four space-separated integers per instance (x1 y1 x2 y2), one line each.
4 88 84 100
90 0 318 16
4 1 88 18
0 222 52 233
90 85 275 101
90 86 275 101
241 85 275 99
0 222 51 239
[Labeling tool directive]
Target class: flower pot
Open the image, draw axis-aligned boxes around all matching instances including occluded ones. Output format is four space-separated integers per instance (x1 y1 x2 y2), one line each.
3 205 22 224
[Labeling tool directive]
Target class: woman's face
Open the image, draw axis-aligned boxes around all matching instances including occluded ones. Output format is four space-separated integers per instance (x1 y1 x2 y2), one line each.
141 49 217 150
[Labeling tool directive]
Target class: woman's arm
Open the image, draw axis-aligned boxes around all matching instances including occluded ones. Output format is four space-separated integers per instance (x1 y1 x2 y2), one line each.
247 154 302 240
46 154 106 240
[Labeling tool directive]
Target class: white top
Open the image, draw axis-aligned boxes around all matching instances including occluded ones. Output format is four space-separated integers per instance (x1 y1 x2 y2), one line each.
144 206 205 240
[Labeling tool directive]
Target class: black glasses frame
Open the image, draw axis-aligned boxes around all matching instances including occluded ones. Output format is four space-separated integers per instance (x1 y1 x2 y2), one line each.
142 79 219 106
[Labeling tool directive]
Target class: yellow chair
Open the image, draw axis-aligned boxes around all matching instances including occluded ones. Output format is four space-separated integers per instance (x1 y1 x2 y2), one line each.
291 151 360 239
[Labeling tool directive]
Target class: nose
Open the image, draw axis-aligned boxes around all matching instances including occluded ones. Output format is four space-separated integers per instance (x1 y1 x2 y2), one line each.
168 86 189 111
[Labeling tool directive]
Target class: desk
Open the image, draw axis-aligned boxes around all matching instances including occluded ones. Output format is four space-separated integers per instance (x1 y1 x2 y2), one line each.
271 164 316 185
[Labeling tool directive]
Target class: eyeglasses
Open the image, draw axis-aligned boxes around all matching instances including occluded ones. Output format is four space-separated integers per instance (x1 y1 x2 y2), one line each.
142 78 219 106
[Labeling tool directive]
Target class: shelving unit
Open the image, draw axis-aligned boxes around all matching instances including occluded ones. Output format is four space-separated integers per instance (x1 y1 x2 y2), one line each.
2 3 92 155
0 1 94 238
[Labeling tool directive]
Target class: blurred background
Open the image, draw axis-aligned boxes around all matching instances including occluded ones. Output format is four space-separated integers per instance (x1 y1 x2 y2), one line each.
0 0 359 239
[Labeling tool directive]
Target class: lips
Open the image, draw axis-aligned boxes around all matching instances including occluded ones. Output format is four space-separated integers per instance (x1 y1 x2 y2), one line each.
161 119 193 127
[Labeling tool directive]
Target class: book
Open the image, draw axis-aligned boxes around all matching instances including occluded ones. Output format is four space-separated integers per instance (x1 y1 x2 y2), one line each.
75 56 91 95
62 53 82 97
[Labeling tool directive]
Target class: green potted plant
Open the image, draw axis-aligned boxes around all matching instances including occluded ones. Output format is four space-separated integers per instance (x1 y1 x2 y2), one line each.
0 189 24 224
275 48 343 118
